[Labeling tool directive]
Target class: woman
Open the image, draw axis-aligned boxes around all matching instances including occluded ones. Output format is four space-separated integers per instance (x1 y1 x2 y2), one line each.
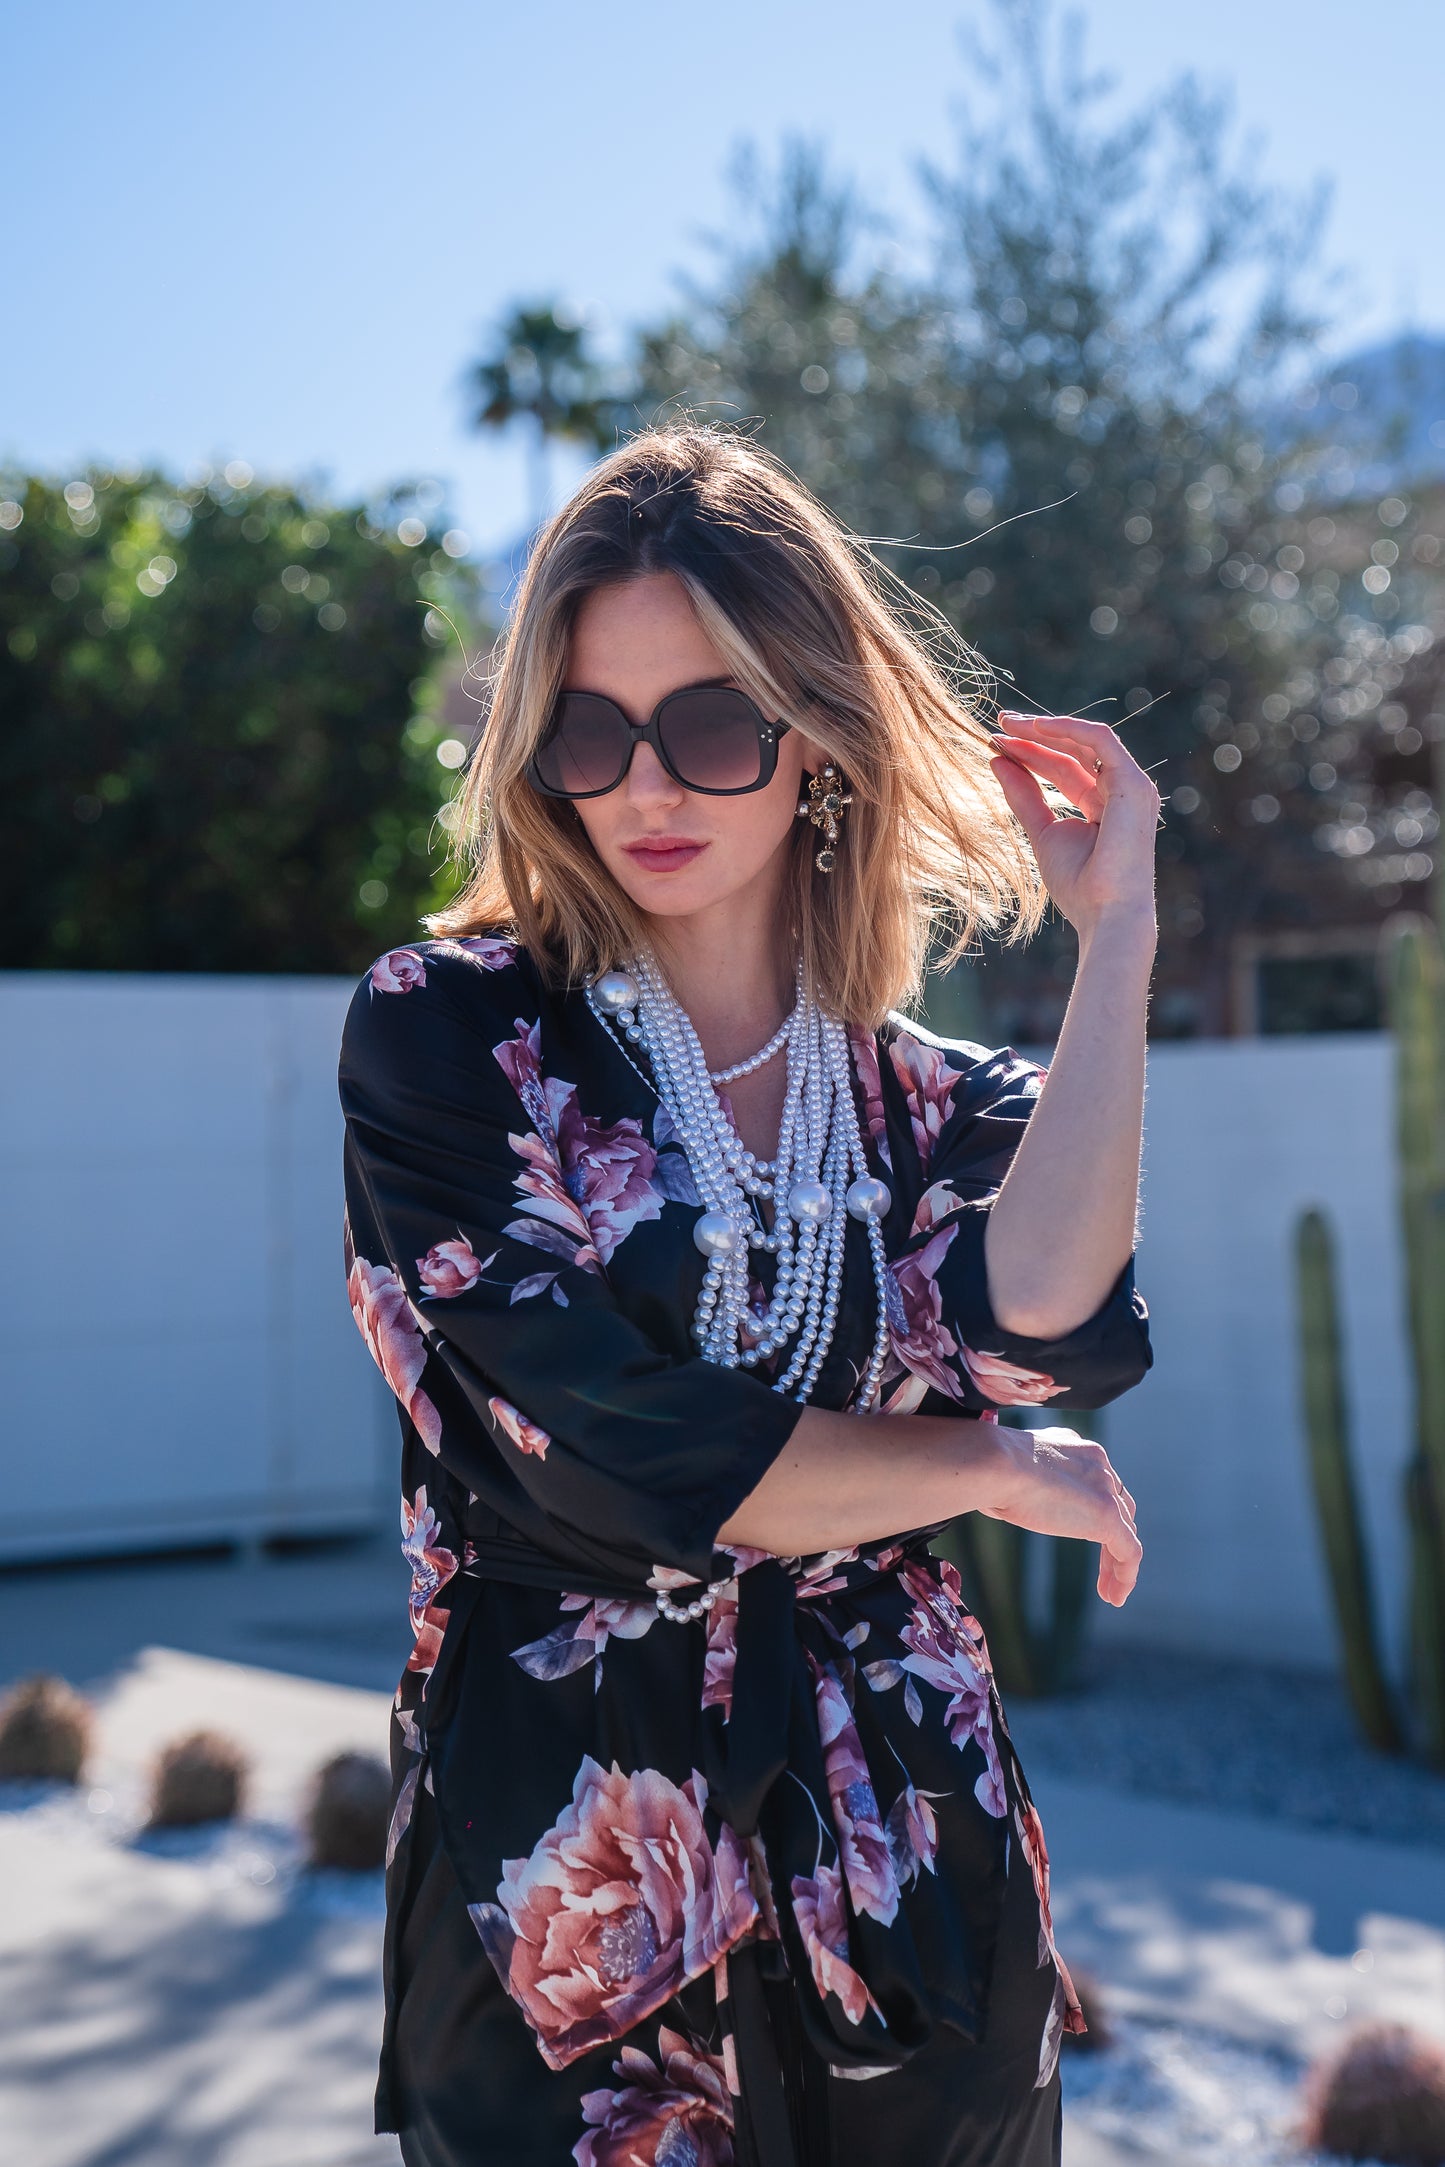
339 422 1158 2167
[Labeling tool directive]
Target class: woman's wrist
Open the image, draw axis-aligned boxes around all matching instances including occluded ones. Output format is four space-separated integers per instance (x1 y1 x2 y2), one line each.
1075 903 1158 967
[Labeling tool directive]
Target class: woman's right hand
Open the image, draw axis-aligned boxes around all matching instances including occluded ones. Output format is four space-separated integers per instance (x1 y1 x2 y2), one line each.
981 1423 1142 1607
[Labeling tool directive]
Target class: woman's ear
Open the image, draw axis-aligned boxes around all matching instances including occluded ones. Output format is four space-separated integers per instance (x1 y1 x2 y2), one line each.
795 730 830 776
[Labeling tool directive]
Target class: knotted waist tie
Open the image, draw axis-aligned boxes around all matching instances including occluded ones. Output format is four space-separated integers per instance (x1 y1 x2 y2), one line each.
431 1532 1006 2167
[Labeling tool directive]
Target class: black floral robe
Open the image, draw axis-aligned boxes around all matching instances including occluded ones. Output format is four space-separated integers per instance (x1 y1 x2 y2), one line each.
337 935 1153 2167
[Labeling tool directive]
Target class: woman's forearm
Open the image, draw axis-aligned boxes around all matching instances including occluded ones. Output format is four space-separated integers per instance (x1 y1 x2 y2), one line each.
716 1406 1009 1554
983 911 1155 1339
715 1403 1143 1606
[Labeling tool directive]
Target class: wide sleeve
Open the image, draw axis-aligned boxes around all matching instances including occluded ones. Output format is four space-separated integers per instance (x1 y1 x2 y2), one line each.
877 1023 1153 1414
338 949 804 1585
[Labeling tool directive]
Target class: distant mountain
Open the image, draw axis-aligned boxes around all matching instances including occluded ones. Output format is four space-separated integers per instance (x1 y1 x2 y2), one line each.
1275 331 1445 489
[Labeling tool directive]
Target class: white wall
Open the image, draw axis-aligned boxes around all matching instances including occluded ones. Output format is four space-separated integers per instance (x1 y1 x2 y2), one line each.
0 979 1415 1677
0 973 394 1563
1094 1033 1413 1675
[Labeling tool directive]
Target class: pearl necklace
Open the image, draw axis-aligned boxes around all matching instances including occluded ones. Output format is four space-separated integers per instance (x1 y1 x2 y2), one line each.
709 1011 794 1085
586 958 893 1418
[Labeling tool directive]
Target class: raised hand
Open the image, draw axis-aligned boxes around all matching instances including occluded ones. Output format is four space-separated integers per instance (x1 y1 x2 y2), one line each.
989 710 1160 943
981 1422 1143 1608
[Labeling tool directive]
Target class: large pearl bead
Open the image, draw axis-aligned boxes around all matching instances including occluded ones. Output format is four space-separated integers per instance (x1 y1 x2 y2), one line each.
593 969 640 1014
788 1180 832 1223
846 1176 892 1222
694 1211 744 1256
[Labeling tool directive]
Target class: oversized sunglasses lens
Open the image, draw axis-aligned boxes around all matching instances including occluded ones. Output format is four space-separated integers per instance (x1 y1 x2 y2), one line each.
532 695 630 795
657 689 768 790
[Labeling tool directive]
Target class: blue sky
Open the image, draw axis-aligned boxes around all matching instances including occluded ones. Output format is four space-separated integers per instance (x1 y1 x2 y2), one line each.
5 1 1442 555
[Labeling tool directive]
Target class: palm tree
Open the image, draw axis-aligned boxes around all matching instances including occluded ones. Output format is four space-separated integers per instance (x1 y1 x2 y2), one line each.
468 303 611 533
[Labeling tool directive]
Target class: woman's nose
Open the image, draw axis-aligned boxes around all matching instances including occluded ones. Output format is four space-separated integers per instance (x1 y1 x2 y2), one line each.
624 741 686 809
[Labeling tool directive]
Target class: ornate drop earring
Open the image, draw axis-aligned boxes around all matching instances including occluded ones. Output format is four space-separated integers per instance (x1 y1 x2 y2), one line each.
797 763 852 872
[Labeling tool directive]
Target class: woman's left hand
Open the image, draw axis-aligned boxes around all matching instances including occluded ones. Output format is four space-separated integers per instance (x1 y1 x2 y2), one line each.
989 711 1161 942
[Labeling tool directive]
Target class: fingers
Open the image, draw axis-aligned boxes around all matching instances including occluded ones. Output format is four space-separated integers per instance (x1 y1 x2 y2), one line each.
988 750 1069 856
992 734 1105 819
999 711 1161 814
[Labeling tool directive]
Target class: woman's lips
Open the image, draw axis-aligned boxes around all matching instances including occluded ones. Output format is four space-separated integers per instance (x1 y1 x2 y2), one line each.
622 837 708 874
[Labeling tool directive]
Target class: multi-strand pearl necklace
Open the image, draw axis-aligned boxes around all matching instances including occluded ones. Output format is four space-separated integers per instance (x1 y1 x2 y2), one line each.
587 955 893 1413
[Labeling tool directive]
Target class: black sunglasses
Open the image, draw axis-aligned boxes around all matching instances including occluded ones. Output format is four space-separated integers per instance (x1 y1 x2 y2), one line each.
527 680 792 799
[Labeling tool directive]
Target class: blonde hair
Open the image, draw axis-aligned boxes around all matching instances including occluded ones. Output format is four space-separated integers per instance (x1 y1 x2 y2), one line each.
427 420 1044 1027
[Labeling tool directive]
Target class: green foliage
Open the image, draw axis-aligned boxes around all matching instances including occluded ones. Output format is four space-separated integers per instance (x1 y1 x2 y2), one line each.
0 466 483 972
471 0 1445 1040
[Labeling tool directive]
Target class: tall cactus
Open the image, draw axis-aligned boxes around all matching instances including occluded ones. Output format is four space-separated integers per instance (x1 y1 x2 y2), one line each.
1293 1209 1403 1752
1294 915 1445 1765
1388 919 1445 1764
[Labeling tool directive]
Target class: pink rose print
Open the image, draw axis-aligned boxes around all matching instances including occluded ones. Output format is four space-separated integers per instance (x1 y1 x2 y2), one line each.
440 935 516 971
511 1591 657 1690
1014 1797 1086 2079
469 1758 757 2070
790 1862 881 2028
813 1664 898 1925
885 1779 944 1889
847 1028 892 1171
701 1582 740 1720
488 1394 552 1459
574 2027 734 2167
959 1344 1066 1406
417 1234 483 1298
346 1255 443 1452
881 1223 962 1414
889 1037 966 1172
400 1486 459 1647
369 948 427 994
495 1020 665 1270
898 1561 1007 1816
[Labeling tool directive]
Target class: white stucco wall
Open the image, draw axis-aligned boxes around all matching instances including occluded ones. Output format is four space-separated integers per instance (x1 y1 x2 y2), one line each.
0 972 394 1562
0 976 1416 1676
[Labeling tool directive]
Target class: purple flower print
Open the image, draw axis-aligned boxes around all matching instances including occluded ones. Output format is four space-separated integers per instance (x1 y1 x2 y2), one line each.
417 1234 483 1298
574 2026 734 2167
346 1254 443 1453
813 1662 898 1925
888 1038 966 1174
897 1561 1007 1817
790 1862 881 2028
959 1344 1067 1406
1015 1796 1086 2079
487 1394 552 1459
511 1591 657 1690
494 1019 666 1270
880 1221 962 1414
885 1779 944 1889
400 1485 459 1645
847 1028 892 1172
468 1759 756 2070
369 948 428 994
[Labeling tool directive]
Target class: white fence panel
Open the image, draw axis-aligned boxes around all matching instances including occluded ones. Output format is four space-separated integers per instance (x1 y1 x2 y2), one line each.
0 973 393 1562
1096 1032 1412 1673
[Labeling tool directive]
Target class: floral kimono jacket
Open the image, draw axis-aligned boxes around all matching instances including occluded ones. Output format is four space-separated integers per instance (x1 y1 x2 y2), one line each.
338 935 1153 2167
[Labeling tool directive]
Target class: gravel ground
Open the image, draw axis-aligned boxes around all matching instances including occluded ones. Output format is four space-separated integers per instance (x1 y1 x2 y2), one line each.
1061 2016 1382 2167
1005 1645 1445 1851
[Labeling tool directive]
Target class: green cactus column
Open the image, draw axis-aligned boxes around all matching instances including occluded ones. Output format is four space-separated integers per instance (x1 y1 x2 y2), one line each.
1388 919 1445 1763
1293 1209 1403 1754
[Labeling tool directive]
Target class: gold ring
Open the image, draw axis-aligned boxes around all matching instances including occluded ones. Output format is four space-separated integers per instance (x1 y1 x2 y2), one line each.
1093 755 1104 773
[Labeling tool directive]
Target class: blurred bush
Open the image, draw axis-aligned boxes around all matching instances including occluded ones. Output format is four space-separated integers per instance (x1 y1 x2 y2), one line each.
0 466 487 972
304 1748 391 1871
1300 2020 1445 2163
0 1672 93 1783
145 1728 249 1827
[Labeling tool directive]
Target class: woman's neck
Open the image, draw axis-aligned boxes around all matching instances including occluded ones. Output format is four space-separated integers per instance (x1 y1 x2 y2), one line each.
646 889 796 1074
